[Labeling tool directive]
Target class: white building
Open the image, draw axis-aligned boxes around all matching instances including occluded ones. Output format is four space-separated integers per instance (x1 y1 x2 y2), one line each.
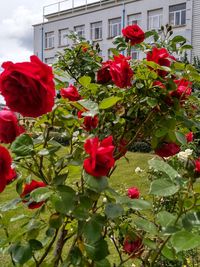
33 0 200 64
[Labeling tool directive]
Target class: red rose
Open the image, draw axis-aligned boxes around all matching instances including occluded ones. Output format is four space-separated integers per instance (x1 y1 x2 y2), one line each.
123 236 144 257
0 145 12 193
127 187 140 199
84 136 115 177
0 109 25 143
97 61 112 84
186 132 193 143
171 79 192 100
0 56 55 118
155 142 180 158
78 111 98 131
147 47 175 77
195 158 200 173
60 85 81 101
110 55 133 88
122 24 145 46
20 180 47 209
6 168 17 185
153 81 165 89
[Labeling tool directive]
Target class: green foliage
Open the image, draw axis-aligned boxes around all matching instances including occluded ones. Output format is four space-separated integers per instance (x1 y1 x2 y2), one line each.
1 25 200 267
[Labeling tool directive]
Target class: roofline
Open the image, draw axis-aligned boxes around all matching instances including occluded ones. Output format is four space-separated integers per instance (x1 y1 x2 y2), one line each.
33 0 139 27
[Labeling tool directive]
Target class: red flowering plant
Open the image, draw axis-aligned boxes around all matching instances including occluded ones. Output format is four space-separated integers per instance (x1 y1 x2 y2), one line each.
0 25 200 267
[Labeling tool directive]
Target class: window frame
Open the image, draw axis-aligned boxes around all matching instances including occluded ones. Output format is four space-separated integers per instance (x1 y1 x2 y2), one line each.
128 13 142 26
58 28 69 47
74 25 85 38
169 3 186 26
45 31 55 49
91 21 103 41
108 17 121 38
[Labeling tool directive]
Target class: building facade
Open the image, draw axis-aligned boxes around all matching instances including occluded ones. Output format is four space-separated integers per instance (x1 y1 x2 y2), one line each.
33 0 199 64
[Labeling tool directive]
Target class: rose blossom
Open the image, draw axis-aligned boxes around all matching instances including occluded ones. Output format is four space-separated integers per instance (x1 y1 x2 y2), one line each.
155 142 180 158
0 145 12 193
0 56 55 118
123 236 144 257
147 47 175 77
122 24 145 45
109 55 133 88
20 180 47 209
185 132 193 143
171 79 192 100
84 136 115 177
78 111 98 131
6 168 17 185
0 109 24 144
60 85 81 101
97 61 112 84
195 158 200 173
127 187 140 199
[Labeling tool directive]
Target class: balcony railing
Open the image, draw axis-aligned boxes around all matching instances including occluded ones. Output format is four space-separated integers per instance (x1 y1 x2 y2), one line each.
43 0 110 17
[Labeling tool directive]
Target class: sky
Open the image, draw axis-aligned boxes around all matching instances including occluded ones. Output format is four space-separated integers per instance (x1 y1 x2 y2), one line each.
0 0 95 66
0 0 70 65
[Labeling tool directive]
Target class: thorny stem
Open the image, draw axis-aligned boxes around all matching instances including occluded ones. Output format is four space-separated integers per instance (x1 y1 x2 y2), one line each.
53 221 68 267
36 229 59 267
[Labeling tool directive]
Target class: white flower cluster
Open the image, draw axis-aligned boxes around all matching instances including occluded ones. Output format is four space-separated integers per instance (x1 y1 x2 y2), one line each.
177 149 193 161
135 167 143 174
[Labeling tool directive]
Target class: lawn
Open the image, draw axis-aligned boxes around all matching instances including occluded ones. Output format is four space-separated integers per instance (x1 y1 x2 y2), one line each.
0 152 152 266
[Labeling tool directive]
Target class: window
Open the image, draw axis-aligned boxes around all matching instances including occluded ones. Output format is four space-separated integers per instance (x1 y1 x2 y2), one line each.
131 49 139 60
58 28 68 46
148 9 163 30
45 57 54 65
91 21 102 40
128 13 142 26
169 3 186 26
45 32 54 49
109 18 121 38
74 25 85 38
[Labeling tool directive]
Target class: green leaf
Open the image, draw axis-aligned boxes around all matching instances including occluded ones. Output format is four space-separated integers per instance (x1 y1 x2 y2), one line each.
29 239 43 251
11 134 34 156
150 179 179 196
105 203 124 219
155 128 168 138
171 231 200 252
85 239 109 261
83 215 105 243
135 218 157 235
53 185 76 214
161 245 176 260
84 173 108 193
78 99 98 112
1 198 21 212
145 30 158 39
79 76 91 86
171 35 186 44
95 258 111 267
182 212 200 231
156 211 176 228
148 159 180 181
117 197 151 210
11 243 32 265
147 97 158 108
31 187 52 202
99 96 121 109
175 131 187 145
49 213 63 229
38 148 49 156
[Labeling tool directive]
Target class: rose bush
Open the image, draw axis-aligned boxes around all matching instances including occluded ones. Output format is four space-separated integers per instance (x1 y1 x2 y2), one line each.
0 55 55 117
0 26 200 267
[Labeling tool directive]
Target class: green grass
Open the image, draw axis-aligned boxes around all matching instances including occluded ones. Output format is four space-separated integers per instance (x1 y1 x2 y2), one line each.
0 152 152 266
